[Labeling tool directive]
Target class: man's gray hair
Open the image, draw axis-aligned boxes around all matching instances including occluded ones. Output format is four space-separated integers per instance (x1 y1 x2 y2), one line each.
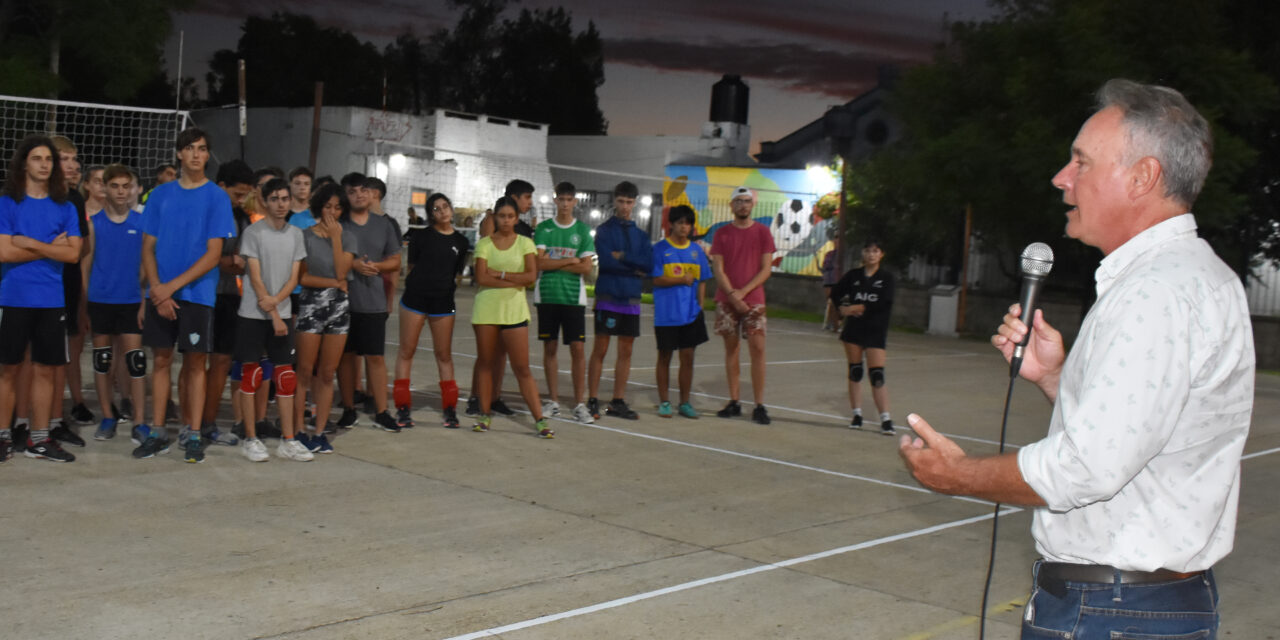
1096 78 1213 208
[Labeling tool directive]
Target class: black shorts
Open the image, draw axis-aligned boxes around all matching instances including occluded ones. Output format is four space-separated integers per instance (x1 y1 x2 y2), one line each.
233 316 296 365
64 264 82 336
345 311 388 356
88 302 142 336
0 307 68 366
213 294 241 355
537 304 586 344
401 292 456 316
839 319 889 350
655 311 709 352
142 302 214 353
593 308 640 338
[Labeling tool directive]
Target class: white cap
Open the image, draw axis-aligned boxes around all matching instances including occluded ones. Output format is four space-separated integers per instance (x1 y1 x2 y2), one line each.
731 186 754 200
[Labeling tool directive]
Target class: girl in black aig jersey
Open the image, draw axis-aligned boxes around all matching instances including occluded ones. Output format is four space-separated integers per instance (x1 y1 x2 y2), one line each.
392 193 471 429
830 239 896 436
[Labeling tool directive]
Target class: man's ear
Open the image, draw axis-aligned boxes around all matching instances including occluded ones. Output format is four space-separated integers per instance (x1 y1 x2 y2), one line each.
1129 156 1163 200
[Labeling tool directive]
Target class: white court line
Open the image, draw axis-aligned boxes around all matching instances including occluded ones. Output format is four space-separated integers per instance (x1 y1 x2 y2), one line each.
441 507 1021 640
1243 446 1280 461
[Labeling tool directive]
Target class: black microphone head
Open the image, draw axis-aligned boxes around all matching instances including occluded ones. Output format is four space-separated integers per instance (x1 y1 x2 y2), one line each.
1020 242 1054 277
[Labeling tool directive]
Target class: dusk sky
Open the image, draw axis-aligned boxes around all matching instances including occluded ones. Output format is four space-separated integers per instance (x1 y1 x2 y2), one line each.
165 0 998 153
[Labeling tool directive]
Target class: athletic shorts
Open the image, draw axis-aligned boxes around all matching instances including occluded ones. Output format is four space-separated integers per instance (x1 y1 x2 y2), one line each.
839 319 889 350
537 303 586 343
345 311 388 356
213 294 241 355
233 316 296 365
401 292 456 316
142 302 214 353
64 264 83 336
88 302 143 336
714 302 767 338
655 311 710 352
593 307 640 338
296 287 350 335
0 306 68 366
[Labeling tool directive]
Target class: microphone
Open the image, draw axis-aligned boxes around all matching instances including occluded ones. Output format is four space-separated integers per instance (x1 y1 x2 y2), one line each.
1010 242 1054 377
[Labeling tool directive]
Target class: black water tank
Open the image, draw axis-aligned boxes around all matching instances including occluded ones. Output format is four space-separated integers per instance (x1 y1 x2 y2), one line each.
709 74 749 124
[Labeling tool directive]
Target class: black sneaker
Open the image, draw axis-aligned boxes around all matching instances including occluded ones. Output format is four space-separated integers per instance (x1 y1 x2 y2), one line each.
183 434 205 463
51 423 86 447
0 438 12 463
70 402 95 425
256 419 282 439
132 435 171 459
321 420 339 436
336 407 358 429
11 424 29 453
491 399 515 416
362 396 376 416
26 438 75 462
374 411 402 432
587 397 600 420
352 389 371 407
752 405 771 425
111 403 124 421
442 407 460 429
880 419 894 436
605 398 639 420
395 406 415 428
849 414 863 430
716 401 742 418
120 398 134 421
464 396 481 417
165 399 179 424
231 420 246 439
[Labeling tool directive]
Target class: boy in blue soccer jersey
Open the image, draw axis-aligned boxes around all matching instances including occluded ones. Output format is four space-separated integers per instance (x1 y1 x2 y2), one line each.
650 205 710 419
0 135 84 463
139 127 237 463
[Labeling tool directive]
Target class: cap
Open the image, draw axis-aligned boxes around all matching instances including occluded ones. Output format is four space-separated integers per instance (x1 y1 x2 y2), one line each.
731 186 754 200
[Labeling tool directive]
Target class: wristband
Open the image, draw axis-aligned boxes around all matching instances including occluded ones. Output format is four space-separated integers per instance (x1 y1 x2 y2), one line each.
500 271 506 280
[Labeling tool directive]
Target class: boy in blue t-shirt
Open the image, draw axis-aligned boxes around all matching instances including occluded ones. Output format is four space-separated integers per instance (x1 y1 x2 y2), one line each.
139 127 237 463
0 135 84 463
650 205 710 419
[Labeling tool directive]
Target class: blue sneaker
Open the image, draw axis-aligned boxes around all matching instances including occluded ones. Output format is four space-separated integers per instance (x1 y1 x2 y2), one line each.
183 434 205 463
95 418 119 440
312 434 334 454
658 401 673 418
295 432 316 452
678 402 699 419
130 424 152 445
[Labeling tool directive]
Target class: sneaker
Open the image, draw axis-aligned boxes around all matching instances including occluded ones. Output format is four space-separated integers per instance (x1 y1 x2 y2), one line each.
542 401 561 417
374 411 402 433
70 402 95 425
336 407 359 429
183 434 205 463
571 402 595 424
295 432 315 451
51 423 86 447
130 424 152 445
256 419 282 439
716 401 742 418
95 418 119 440
850 414 863 430
491 399 515 416
0 438 11 463
605 399 638 420
165 399 179 425
678 402 699 419
321 420 339 436
535 418 555 439
395 405 415 428
752 405 771 425
120 398 134 421
277 438 314 461
26 438 75 462
880 419 895 436
132 435 171 459
311 434 334 454
657 401 673 418
241 438 269 462
11 424 27 453
202 424 239 446
352 389 371 407
361 396 376 416
110 403 126 423
464 396 481 417
442 407 460 429
586 397 600 420
231 421 246 439
472 414 491 432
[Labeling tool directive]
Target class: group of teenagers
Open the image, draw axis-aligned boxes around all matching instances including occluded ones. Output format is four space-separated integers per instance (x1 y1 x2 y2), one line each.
0 124 899 466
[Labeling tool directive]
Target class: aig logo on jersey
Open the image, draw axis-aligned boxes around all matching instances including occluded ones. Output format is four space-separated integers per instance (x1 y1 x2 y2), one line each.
853 292 879 303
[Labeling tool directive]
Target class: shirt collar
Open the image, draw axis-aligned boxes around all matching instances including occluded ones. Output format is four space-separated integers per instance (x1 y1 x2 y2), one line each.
1095 213 1197 295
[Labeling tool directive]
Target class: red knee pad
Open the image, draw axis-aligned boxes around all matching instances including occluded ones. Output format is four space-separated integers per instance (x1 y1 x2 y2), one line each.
273 365 296 397
240 362 262 394
439 379 458 409
393 379 411 409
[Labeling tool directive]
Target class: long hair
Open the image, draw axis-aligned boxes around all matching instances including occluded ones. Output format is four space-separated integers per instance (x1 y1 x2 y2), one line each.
424 192 452 225
309 182 350 221
5 134 67 203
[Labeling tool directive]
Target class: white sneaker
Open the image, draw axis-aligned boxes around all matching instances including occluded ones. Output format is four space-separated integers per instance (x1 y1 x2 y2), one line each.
277 438 314 461
543 401 561 418
242 438 269 462
572 402 595 424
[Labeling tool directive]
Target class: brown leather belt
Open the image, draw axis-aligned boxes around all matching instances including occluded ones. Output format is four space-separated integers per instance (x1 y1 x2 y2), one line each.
1038 562 1202 590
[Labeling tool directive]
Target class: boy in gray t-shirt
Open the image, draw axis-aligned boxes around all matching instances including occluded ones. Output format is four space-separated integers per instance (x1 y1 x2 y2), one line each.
235 178 311 462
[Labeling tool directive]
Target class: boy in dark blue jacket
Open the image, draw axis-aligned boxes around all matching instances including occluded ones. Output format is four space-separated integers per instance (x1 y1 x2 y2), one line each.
586 181 652 419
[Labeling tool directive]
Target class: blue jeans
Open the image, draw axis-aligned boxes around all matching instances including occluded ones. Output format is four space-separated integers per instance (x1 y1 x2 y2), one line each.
1021 560 1219 639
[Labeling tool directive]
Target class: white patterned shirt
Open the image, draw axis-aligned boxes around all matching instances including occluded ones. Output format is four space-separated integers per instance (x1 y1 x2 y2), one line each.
1018 214 1254 572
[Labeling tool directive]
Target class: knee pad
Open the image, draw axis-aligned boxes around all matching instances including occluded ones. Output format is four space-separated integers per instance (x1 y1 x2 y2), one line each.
273 365 296 397
848 363 864 382
393 379 411 409
229 360 242 382
92 347 113 374
869 367 885 388
240 362 263 394
260 358 274 381
126 349 146 378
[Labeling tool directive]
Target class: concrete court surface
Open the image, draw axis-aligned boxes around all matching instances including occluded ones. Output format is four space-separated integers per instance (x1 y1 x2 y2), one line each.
3 287 1278 640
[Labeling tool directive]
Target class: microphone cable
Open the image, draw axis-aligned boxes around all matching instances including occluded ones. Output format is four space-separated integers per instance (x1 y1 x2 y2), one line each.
978 368 1018 639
